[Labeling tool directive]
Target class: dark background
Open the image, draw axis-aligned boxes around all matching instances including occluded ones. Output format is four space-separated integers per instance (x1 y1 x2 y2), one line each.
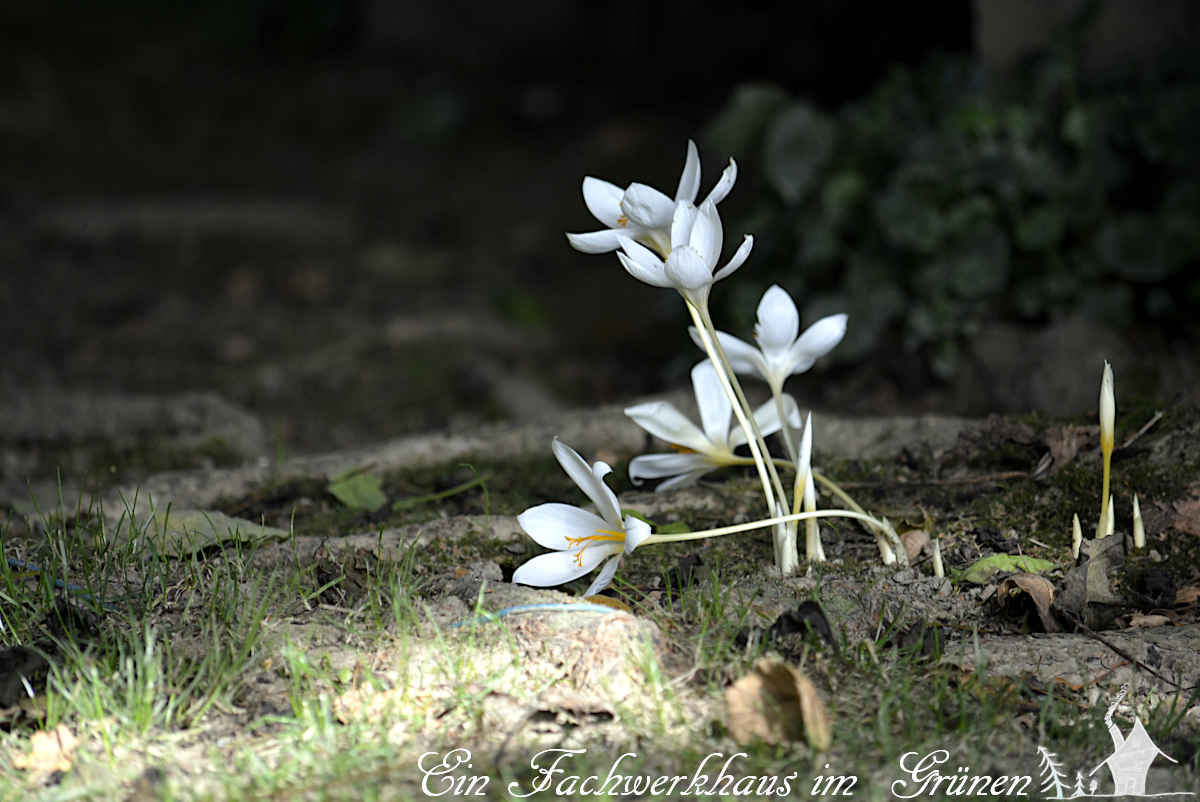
1 1 1196 468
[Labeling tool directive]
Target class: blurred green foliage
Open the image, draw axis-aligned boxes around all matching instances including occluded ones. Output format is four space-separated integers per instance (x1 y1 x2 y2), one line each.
704 52 1200 379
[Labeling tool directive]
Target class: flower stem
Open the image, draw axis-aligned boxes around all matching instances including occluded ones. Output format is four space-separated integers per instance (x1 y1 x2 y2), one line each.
688 301 797 573
686 301 778 515
645 508 886 544
695 304 788 505
770 385 799 464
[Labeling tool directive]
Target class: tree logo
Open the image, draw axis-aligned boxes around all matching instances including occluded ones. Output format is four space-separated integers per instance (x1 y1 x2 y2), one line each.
1037 684 1193 799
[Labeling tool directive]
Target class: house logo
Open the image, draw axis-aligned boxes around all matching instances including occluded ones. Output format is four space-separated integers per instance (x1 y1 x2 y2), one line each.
1037 684 1194 799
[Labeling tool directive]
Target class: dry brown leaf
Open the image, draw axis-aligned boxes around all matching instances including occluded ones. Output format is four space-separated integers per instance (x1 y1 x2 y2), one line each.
1041 424 1097 473
1171 493 1200 537
582 595 632 613
998 573 1059 632
725 659 831 751
1175 585 1200 606
1127 614 1171 628
11 724 78 773
900 529 930 562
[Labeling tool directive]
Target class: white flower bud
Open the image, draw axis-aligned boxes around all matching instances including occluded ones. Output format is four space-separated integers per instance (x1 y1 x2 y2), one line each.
1099 361 1115 453
1132 494 1145 549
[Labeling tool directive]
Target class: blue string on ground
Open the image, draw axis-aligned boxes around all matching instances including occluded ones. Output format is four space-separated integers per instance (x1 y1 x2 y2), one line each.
453 602 626 628
4 557 108 606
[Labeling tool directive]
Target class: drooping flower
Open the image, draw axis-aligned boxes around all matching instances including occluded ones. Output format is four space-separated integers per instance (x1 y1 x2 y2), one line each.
626 360 794 491
690 284 846 393
566 140 737 257
512 438 651 597
616 199 753 310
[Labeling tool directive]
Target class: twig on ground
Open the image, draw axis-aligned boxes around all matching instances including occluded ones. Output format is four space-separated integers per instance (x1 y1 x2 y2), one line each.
1119 410 1164 450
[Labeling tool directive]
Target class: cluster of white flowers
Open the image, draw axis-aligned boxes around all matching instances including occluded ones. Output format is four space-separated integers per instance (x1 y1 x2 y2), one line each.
513 141 900 596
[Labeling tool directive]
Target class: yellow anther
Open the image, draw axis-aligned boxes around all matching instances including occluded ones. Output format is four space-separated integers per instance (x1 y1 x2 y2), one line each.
564 528 626 566
617 215 629 227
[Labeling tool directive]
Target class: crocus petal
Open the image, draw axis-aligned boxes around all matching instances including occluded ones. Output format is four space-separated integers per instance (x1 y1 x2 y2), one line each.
581 177 624 228
621 183 675 228
691 361 731 446
665 246 712 291
513 547 612 588
728 396 794 450
629 451 712 482
670 200 698 250
518 502 610 551
622 515 652 552
617 234 663 269
654 469 715 492
787 313 848 374
693 327 768 380
589 460 623 524
583 554 622 597
755 285 800 354
624 400 713 454
704 158 738 206
566 229 623 253
617 251 671 288
551 438 622 525
712 234 753 283
675 140 701 203
689 200 723 268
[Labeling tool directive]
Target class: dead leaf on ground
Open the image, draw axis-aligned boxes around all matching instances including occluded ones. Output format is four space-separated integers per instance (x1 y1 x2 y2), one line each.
1176 586 1200 606
998 574 1059 632
1041 424 1098 474
1171 490 1200 537
11 723 78 773
725 659 831 751
1127 614 1171 628
900 529 930 562
1052 535 1127 629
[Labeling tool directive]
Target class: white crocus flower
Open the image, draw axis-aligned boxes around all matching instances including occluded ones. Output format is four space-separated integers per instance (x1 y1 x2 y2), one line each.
626 361 792 491
690 284 847 393
616 199 753 310
513 438 651 597
566 140 737 257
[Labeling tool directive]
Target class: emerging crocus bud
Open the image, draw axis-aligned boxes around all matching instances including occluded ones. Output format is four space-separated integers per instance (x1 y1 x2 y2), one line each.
877 517 898 566
932 538 944 578
1106 494 1115 536
1072 513 1083 559
1132 494 1145 549
1097 361 1116 538
1099 361 1115 453
804 471 824 563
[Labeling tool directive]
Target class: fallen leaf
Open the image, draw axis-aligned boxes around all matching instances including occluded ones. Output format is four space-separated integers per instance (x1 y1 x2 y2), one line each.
582 595 632 613
1171 493 1200 537
959 554 1057 584
900 529 930 562
767 601 840 656
1041 424 1097 473
998 573 1059 632
1127 614 1171 628
327 472 387 512
12 724 78 773
1052 535 1127 629
1175 586 1200 606
725 659 832 751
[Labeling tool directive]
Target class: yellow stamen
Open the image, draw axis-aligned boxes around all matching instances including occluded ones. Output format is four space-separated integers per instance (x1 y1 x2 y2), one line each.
564 528 625 566
669 443 698 454
617 215 629 227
